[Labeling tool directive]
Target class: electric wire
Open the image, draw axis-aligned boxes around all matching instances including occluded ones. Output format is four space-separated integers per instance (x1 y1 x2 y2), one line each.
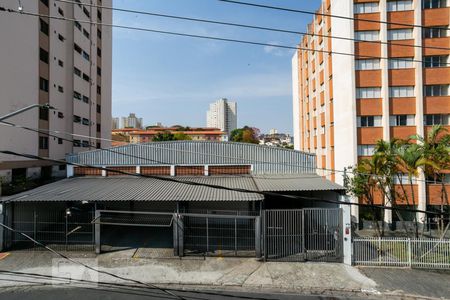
0 120 447 185
0 7 447 65
0 149 446 217
218 0 450 31
54 0 450 52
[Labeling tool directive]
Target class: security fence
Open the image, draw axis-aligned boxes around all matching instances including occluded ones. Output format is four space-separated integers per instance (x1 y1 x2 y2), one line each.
353 237 450 269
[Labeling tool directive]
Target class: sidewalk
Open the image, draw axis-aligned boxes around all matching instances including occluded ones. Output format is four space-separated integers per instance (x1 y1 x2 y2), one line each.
0 250 447 299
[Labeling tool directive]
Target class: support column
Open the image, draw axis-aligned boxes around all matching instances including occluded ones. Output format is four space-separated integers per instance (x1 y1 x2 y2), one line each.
255 216 261 258
340 195 352 265
94 210 101 254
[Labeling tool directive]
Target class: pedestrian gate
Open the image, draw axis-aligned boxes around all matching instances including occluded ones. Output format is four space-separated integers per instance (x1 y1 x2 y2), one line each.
264 208 342 262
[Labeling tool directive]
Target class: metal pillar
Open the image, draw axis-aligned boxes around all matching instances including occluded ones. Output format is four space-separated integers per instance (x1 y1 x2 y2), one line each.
340 195 352 265
94 210 101 254
255 216 261 258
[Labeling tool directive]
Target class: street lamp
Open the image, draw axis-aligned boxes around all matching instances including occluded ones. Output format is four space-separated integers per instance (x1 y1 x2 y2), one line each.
0 103 56 122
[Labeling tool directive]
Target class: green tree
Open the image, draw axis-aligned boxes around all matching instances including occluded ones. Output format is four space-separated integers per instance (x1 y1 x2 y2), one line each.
173 132 192 141
152 131 175 141
230 126 259 144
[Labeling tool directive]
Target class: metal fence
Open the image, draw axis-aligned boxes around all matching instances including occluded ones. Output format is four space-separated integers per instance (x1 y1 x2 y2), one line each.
264 208 342 262
353 237 450 269
181 213 259 257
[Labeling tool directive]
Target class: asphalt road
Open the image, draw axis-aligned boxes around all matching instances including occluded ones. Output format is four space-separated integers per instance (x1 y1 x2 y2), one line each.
0 285 357 300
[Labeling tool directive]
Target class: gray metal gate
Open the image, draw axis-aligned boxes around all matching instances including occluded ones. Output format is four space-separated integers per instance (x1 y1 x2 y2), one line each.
264 208 342 262
179 213 261 257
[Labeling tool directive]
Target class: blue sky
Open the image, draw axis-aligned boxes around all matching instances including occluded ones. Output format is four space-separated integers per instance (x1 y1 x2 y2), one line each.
112 0 321 134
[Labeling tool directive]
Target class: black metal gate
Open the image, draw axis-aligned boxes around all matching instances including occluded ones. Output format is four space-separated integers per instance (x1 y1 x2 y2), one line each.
264 208 342 262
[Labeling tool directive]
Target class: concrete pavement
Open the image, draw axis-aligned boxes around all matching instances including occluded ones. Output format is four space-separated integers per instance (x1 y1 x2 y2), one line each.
0 250 447 299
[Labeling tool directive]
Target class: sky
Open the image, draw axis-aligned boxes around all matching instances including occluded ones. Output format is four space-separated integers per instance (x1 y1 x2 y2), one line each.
112 0 321 134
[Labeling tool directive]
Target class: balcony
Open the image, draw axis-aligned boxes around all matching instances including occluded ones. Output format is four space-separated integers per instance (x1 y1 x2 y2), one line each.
357 127 383 144
355 70 382 87
390 126 417 140
423 8 450 27
388 40 415 57
424 96 450 114
424 67 450 85
357 98 383 115
426 184 450 205
423 37 450 56
354 13 381 31
355 42 381 58
387 11 414 29
388 69 415 86
390 97 416 115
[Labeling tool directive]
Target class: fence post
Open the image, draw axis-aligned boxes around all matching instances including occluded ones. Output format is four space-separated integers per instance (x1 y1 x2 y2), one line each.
255 216 261 258
235 218 238 256
94 210 101 254
408 238 412 268
206 217 209 254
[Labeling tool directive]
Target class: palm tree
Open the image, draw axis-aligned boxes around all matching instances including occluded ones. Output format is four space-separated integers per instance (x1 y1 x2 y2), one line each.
412 125 450 234
395 141 439 238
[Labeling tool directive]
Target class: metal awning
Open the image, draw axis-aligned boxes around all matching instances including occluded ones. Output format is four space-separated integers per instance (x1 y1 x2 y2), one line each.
1 174 344 202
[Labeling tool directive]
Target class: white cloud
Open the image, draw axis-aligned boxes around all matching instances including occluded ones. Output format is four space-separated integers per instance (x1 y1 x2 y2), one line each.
263 41 295 57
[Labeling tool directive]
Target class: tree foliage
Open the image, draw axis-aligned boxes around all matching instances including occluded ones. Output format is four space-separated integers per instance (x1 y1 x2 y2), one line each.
230 126 260 144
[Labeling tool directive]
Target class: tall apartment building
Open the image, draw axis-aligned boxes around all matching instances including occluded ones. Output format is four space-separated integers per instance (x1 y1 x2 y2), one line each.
206 98 237 137
292 0 450 224
0 0 112 182
121 113 143 129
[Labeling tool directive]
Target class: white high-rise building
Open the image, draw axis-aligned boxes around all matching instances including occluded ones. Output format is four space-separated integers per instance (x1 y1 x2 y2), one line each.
121 113 143 129
0 0 112 181
206 98 237 136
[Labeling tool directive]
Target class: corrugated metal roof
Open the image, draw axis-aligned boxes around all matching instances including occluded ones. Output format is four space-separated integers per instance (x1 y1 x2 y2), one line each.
2 174 344 202
253 174 345 192
2 176 262 202
66 141 316 174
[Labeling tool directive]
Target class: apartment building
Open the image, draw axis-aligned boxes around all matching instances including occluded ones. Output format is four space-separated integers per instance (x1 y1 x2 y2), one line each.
0 0 112 182
292 0 450 223
206 98 237 137
121 113 144 129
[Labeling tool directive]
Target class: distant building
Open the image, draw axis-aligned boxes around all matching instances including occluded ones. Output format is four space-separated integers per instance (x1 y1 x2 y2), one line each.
129 127 226 143
112 117 120 130
259 132 293 148
206 98 237 136
269 129 278 135
120 113 143 129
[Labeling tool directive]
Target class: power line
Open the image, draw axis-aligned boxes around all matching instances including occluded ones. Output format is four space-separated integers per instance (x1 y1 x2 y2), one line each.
54 0 450 52
0 149 446 217
218 0 450 31
0 7 446 65
1 120 447 185
0 222 185 300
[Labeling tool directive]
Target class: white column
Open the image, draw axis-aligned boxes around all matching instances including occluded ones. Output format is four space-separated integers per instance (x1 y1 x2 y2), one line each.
67 165 74 178
170 165 175 177
340 195 353 265
101 166 106 177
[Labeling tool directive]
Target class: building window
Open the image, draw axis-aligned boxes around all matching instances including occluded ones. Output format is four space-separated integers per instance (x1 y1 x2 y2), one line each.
97 47 102 57
73 115 81 123
97 123 101 132
387 0 413 11
40 0 49 7
39 77 49 92
82 118 90 125
58 138 63 145
423 0 447 9
58 59 64 67
97 9 102 20
355 30 379 41
58 34 65 42
97 67 101 76
82 73 90 82
39 136 49 149
39 107 49 121
356 87 381 99
388 58 414 69
83 7 90 18
354 2 379 13
97 85 101 95
423 27 449 38
82 140 90 148
73 139 81 147
96 143 101 149
74 67 81 77
425 85 450 96
58 7 64 16
58 85 64 93
388 29 414 40
390 115 415 126
357 116 382 127
96 104 101 113
83 29 90 39
40 18 49 35
74 21 82 31
74 91 82 100
389 86 415 97
355 59 381 70
74 43 82 54
58 112 64 118
82 51 90 61
39 48 49 63
425 114 450 125
424 55 449 68
82 95 89 103
357 145 376 156
97 29 102 39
